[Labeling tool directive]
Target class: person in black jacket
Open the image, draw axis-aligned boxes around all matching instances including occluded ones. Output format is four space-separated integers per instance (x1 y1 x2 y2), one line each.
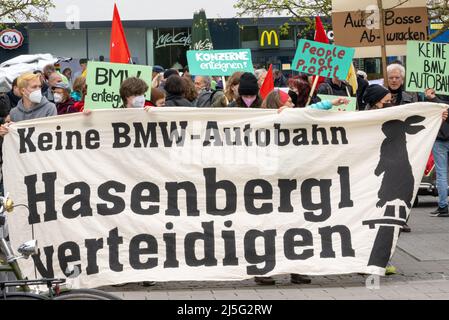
0 78 21 123
356 73 369 110
164 75 193 107
317 78 354 98
426 89 449 217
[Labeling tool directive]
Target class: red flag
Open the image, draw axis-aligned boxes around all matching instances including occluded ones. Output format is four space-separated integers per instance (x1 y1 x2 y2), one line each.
425 154 435 176
110 4 131 64
312 17 329 88
314 16 329 44
260 64 274 99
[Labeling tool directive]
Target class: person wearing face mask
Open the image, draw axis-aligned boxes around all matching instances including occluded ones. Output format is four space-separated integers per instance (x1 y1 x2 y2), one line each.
44 72 63 103
119 77 150 109
227 73 263 109
363 85 393 110
53 83 77 115
288 76 322 109
0 73 56 133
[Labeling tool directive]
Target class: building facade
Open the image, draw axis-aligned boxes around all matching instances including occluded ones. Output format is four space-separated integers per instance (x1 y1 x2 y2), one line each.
1 18 320 72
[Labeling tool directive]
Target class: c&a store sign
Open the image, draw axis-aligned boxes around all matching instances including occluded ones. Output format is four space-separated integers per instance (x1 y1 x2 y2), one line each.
0 29 24 50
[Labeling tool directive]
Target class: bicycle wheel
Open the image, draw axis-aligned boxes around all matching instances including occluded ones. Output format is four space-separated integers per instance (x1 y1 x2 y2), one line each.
0 292 48 300
54 289 121 300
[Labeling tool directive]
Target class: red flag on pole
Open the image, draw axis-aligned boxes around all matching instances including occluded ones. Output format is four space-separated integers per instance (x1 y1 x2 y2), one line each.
312 17 329 88
260 64 274 100
314 16 329 44
110 3 131 64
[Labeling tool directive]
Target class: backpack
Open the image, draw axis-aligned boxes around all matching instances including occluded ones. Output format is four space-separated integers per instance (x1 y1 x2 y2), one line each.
196 90 223 108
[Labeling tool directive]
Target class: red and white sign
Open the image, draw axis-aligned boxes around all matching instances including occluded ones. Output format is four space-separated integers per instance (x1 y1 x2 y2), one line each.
0 29 24 50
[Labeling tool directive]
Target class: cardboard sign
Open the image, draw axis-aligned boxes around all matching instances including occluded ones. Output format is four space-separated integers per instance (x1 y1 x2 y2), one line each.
292 40 355 81
406 41 449 95
187 49 254 76
318 95 357 111
85 61 153 110
332 7 428 47
331 0 428 58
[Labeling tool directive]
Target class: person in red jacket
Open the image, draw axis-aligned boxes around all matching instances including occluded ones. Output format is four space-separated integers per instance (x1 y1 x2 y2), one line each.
53 83 77 115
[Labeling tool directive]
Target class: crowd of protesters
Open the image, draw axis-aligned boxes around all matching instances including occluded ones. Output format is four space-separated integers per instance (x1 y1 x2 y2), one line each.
0 57 448 286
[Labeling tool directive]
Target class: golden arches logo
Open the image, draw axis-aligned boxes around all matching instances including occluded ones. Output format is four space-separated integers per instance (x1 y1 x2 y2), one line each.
260 30 279 47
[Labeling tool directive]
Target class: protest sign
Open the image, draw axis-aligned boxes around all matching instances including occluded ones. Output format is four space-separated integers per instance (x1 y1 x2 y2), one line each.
3 104 445 288
332 0 428 58
85 61 152 110
292 40 355 81
187 49 254 76
318 95 357 111
406 41 449 95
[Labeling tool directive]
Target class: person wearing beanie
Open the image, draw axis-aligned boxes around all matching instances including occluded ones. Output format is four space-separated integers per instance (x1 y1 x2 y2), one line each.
363 85 392 110
52 82 77 115
227 73 262 108
164 69 179 80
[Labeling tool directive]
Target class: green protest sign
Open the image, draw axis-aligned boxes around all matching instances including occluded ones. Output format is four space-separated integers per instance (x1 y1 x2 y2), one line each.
187 49 254 76
318 95 357 112
85 61 152 110
406 41 449 95
292 40 355 81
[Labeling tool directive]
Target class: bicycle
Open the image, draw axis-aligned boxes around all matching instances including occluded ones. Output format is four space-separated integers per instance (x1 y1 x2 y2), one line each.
0 194 120 300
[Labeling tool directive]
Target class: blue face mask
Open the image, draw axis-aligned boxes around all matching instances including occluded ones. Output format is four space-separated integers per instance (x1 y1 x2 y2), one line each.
131 95 146 108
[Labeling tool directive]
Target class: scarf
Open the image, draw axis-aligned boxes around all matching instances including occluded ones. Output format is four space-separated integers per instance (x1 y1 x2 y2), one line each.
388 85 403 106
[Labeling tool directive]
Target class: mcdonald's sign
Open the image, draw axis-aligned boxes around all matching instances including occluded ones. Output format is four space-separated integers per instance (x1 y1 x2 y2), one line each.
259 28 280 49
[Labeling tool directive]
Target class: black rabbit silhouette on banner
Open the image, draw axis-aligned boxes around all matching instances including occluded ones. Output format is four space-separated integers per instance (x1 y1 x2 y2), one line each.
364 116 426 269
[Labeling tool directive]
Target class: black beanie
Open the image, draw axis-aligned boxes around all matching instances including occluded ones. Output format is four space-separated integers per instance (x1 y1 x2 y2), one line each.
363 84 390 106
239 73 259 96
164 69 179 79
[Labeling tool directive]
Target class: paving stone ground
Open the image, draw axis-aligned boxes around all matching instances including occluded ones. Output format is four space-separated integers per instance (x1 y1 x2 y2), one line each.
101 196 449 300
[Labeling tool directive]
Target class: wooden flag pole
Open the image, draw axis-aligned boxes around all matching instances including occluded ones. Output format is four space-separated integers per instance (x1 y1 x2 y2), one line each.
307 76 320 107
377 0 389 87
222 76 229 105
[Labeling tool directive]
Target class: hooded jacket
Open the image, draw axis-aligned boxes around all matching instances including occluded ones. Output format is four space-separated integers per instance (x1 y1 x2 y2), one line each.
164 94 193 107
10 96 57 122
317 78 354 97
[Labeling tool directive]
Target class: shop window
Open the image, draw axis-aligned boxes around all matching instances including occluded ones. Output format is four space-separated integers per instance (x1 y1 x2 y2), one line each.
153 28 190 70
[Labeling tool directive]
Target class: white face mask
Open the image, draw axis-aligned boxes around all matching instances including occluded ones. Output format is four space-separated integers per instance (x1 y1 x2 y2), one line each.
28 90 42 104
54 93 64 104
131 95 146 108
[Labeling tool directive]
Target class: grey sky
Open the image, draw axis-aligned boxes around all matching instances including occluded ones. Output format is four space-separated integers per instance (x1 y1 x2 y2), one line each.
47 0 242 22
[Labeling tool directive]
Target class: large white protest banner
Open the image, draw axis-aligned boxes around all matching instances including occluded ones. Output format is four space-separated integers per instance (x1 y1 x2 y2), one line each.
2 104 446 289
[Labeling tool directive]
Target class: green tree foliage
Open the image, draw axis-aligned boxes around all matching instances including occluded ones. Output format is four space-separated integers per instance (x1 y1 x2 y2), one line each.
428 0 449 40
234 0 448 40
0 0 54 25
